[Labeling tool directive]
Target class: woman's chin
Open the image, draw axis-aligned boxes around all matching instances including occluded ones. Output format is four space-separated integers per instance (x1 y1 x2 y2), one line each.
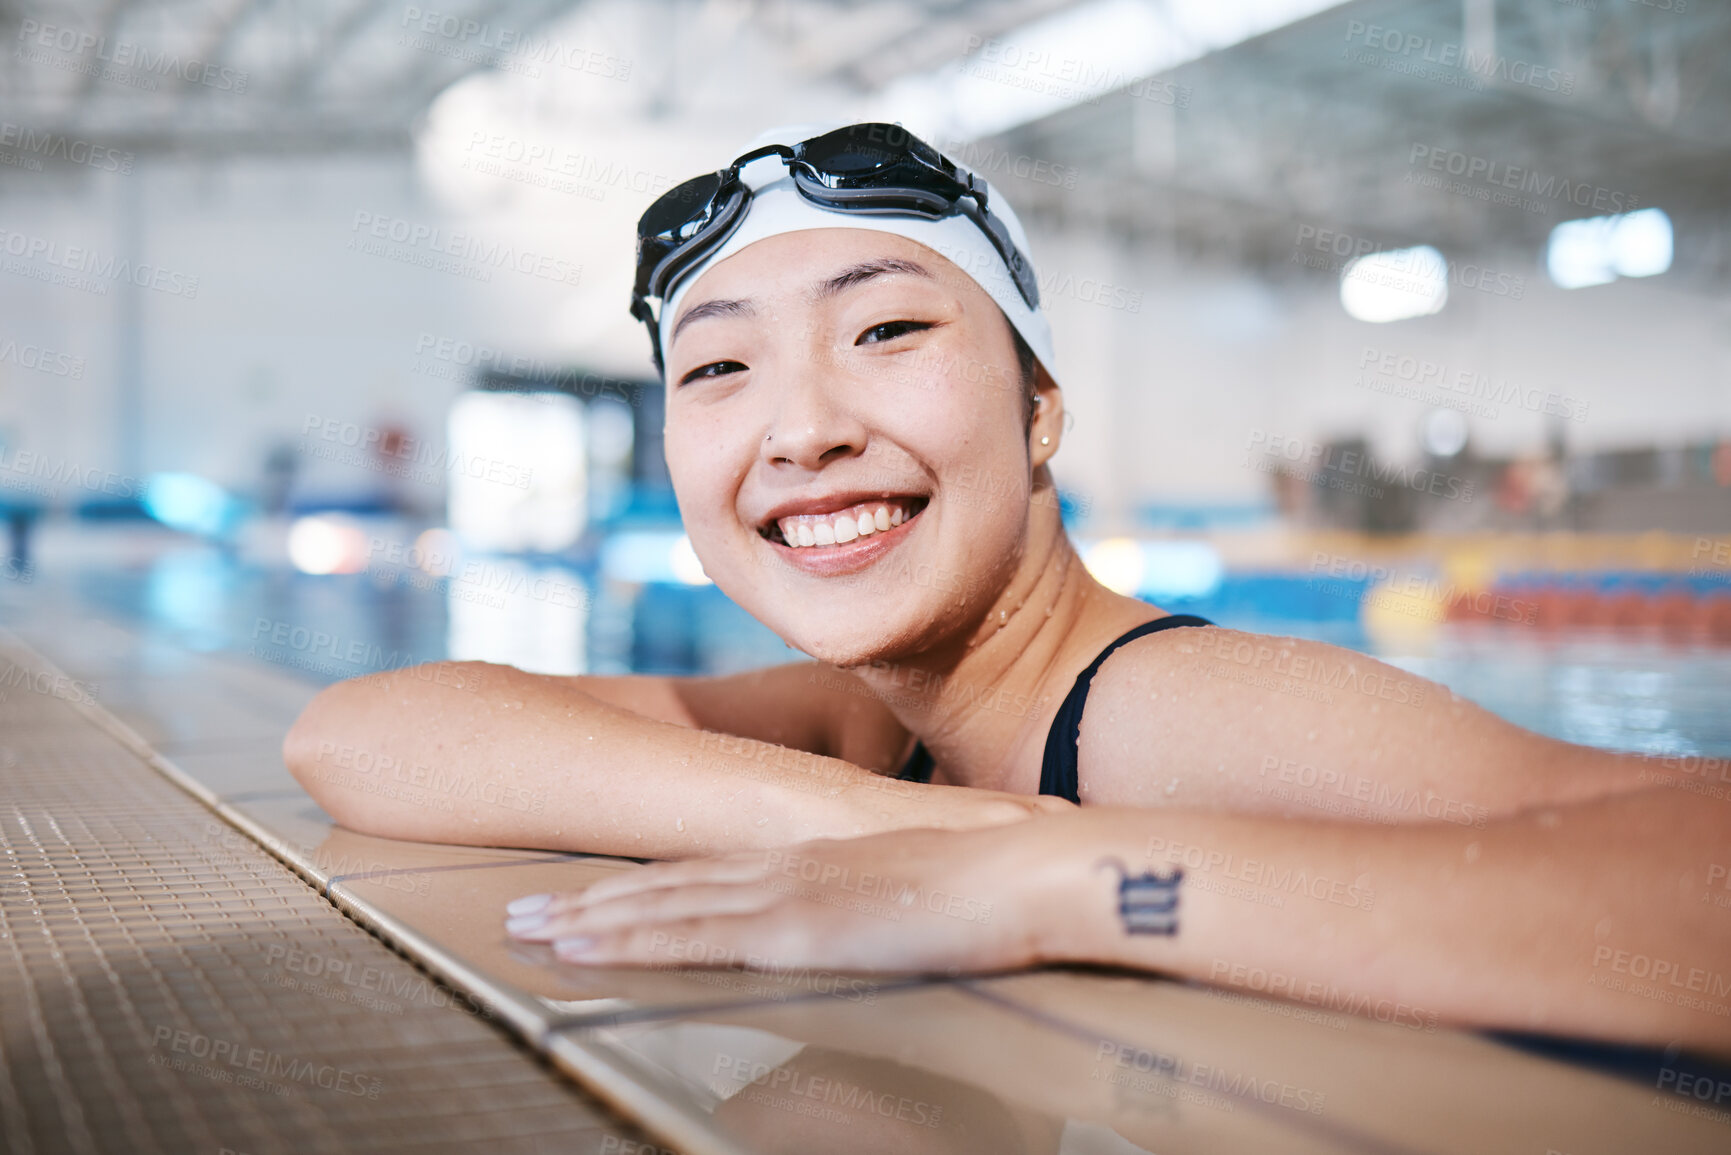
772 621 906 669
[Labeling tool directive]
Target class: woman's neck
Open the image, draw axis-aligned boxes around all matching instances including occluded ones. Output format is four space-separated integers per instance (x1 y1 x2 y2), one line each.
845 526 1160 793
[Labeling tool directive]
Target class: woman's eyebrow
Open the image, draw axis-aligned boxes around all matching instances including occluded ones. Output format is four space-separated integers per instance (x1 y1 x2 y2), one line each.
810 258 935 301
670 297 756 344
671 259 935 344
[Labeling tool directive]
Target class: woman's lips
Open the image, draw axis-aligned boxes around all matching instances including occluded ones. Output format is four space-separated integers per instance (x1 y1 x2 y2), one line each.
770 495 926 548
761 501 927 576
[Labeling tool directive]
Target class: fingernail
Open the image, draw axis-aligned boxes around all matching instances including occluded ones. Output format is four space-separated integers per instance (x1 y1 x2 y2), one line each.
553 935 597 957
505 914 547 935
507 894 552 915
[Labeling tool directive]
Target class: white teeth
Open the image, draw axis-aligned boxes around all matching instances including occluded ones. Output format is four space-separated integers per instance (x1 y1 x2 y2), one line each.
773 498 921 548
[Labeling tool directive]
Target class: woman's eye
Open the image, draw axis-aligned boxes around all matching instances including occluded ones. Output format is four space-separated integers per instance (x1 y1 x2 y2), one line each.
679 360 746 385
856 320 932 345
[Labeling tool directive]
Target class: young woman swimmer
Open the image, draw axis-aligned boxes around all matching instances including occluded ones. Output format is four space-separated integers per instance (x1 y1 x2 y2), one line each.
284 123 1731 1051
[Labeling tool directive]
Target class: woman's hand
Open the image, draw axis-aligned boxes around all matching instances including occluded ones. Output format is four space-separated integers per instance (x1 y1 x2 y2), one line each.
503 818 1084 974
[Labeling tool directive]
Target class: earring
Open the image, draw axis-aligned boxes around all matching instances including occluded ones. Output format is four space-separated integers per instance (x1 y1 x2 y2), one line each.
1040 436 1050 445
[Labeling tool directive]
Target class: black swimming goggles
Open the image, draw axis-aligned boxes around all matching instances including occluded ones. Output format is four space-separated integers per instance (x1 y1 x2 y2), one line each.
630 122 1040 371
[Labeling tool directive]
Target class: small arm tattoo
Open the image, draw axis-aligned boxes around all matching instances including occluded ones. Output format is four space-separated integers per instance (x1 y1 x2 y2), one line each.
1097 857 1182 935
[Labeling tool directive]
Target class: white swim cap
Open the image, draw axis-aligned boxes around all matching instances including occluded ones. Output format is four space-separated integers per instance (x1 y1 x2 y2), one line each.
654 121 1060 387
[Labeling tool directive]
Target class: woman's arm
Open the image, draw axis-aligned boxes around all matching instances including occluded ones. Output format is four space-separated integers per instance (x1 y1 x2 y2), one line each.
282 660 1061 858
510 784 1731 1051
1079 628 1651 819
1029 787 1731 1050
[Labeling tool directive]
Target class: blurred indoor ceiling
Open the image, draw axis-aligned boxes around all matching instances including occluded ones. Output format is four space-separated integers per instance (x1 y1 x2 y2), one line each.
994 0 1731 286
0 0 602 151
0 0 1070 151
2 0 1727 283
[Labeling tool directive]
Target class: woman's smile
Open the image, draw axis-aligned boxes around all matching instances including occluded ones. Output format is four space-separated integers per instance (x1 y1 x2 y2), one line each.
755 492 932 576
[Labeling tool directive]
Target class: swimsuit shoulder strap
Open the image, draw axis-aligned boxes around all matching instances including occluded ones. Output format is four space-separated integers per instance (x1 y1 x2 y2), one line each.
897 614 1213 798
897 734 935 784
1038 614 1213 804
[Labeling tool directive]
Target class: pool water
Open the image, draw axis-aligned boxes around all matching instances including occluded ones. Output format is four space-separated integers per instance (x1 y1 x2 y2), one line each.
20 537 1731 761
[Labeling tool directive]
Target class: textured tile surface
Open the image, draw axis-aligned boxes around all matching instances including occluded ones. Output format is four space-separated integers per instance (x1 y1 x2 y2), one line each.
0 637 671 1155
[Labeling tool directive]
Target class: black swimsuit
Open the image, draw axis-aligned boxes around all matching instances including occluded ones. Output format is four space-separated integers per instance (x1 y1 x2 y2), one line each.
895 614 1213 803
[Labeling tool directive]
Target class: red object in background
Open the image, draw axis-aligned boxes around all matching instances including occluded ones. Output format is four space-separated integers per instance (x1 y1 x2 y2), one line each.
1603 590 1650 629
1447 581 1731 644
1712 441 1731 487
1708 595 1731 642
1495 463 1533 514
1653 589 1697 633
378 424 411 459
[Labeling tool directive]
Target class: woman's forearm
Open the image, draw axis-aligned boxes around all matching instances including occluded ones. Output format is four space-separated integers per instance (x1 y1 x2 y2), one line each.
1030 788 1731 1051
282 661 1042 857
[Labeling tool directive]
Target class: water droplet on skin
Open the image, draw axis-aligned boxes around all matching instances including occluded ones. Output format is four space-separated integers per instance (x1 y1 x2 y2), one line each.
676 818 685 832
1164 777 1179 795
